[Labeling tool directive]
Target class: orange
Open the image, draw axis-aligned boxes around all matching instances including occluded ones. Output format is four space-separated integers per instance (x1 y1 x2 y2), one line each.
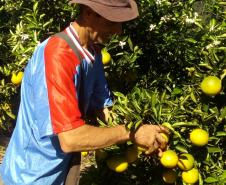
101 48 111 65
81 151 88 157
160 150 178 168
177 153 194 171
182 168 199 184
125 146 138 163
106 156 128 173
190 128 209 146
200 76 222 96
162 170 177 184
11 71 24 85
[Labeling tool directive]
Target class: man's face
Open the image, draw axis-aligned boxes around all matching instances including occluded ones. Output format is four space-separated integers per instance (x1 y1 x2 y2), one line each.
84 8 123 45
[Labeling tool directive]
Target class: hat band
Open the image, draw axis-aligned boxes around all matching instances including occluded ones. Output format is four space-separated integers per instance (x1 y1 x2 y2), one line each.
88 0 131 7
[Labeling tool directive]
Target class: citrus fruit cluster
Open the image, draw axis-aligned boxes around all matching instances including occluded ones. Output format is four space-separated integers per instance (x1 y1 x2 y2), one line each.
160 128 209 184
98 132 169 173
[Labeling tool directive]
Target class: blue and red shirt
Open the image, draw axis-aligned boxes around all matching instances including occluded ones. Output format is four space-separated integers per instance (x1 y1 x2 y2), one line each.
0 24 112 185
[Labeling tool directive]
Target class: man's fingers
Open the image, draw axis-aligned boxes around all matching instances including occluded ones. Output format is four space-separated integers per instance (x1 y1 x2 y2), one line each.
145 141 159 155
153 125 169 134
157 148 163 158
156 134 167 149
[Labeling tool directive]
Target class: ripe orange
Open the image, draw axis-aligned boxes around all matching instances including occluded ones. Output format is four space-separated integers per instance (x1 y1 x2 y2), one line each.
125 145 138 163
81 151 88 157
106 156 128 173
101 48 111 65
177 153 194 171
190 128 209 146
11 71 24 85
182 168 199 184
160 150 178 168
200 76 222 96
162 170 177 184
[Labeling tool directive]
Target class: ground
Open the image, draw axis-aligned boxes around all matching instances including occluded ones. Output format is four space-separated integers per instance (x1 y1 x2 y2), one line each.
0 136 9 164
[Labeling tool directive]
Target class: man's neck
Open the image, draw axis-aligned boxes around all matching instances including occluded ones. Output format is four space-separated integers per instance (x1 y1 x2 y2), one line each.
71 21 91 49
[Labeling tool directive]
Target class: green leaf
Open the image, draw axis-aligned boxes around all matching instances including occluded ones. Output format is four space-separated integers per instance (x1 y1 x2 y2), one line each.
134 120 142 130
185 38 197 43
217 33 226 38
131 100 141 113
219 2 226 5
127 37 133 51
209 18 217 30
190 91 197 103
207 147 222 153
114 91 126 98
97 118 107 127
33 2 39 12
151 93 157 108
172 122 199 127
194 21 203 29
220 106 226 119
126 121 134 130
217 47 226 51
220 170 226 180
204 177 218 183
171 87 182 96
6 112 16 119
175 144 188 153
216 132 226 137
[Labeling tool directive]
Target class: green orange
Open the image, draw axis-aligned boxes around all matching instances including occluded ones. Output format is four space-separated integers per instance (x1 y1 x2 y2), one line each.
95 149 108 161
162 170 177 184
125 146 138 163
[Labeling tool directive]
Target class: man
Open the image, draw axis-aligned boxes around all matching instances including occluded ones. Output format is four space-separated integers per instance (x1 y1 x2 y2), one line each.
0 0 168 184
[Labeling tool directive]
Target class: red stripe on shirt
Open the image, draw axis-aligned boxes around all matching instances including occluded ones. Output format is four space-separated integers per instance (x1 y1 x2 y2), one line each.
44 36 85 134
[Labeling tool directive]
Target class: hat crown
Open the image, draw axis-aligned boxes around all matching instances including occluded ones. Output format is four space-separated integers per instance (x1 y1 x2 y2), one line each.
87 0 130 7
69 0 138 22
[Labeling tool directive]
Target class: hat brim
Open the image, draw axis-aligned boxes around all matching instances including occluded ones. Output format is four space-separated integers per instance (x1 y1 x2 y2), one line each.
69 0 139 22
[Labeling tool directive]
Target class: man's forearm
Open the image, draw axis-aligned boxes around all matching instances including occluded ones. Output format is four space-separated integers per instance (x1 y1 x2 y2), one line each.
58 124 130 153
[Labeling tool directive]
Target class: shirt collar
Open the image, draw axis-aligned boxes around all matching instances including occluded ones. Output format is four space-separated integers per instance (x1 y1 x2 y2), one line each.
66 23 95 62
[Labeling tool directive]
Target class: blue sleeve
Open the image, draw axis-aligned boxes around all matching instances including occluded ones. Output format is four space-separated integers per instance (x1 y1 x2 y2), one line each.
90 55 113 110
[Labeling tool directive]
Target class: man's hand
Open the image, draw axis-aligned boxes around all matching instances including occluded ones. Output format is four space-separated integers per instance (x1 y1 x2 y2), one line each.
131 124 169 155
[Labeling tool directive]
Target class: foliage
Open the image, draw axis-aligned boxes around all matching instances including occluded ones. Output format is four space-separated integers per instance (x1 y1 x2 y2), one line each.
0 0 226 184
0 0 77 131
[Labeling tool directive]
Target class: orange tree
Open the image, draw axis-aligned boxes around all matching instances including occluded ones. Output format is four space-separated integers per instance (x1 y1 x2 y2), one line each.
0 0 76 132
1 0 226 184
94 0 226 184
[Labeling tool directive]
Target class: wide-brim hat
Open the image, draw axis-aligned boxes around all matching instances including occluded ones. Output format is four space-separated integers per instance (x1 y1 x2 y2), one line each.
69 0 139 22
